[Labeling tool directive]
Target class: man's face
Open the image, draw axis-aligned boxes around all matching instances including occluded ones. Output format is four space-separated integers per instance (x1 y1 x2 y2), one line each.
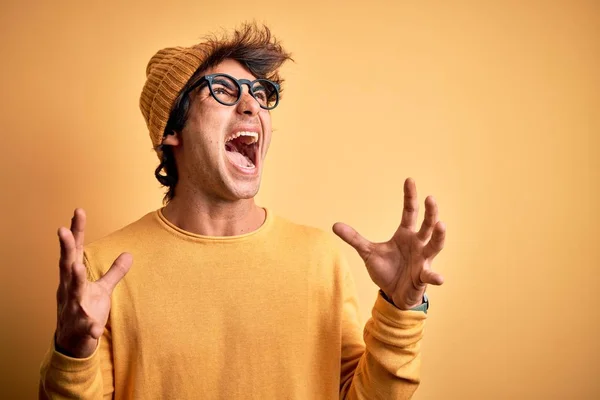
169 59 273 201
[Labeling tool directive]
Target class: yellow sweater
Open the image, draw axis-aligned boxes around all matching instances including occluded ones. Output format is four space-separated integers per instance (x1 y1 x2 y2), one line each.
39 208 427 399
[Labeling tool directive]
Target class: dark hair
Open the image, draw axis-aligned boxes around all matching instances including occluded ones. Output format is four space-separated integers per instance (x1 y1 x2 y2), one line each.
154 22 293 204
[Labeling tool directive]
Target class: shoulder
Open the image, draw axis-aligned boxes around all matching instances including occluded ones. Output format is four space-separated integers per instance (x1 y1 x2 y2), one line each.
269 213 353 285
86 210 159 249
270 212 344 259
83 210 159 278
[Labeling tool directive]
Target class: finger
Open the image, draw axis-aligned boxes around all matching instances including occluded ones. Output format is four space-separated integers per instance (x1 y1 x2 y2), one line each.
70 208 86 265
417 196 438 241
423 221 446 259
71 262 88 298
332 222 373 261
97 253 133 293
400 178 419 230
420 268 444 286
58 227 76 285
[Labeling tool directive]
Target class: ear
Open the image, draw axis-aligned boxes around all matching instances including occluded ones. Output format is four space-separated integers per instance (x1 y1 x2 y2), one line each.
162 132 180 146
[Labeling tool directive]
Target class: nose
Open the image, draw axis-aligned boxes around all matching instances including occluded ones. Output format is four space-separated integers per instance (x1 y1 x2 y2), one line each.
236 85 261 116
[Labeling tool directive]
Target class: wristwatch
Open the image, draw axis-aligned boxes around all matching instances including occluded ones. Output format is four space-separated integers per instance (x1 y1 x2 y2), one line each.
410 293 429 314
380 290 429 314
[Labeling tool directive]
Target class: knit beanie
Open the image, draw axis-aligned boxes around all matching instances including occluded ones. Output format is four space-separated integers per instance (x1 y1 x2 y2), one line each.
139 43 210 160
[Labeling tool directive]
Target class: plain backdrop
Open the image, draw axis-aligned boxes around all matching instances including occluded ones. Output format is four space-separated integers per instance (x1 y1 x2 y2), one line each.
1 0 599 399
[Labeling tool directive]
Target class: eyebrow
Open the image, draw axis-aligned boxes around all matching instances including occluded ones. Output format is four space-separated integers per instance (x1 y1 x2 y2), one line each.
212 78 236 90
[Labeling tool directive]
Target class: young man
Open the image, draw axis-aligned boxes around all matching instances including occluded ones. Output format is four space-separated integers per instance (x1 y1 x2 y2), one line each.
39 24 446 399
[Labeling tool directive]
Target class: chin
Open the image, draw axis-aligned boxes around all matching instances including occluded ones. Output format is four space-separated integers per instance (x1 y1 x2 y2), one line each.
227 181 261 200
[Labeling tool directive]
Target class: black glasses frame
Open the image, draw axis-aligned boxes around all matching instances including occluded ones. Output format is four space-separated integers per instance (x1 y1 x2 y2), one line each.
187 73 280 110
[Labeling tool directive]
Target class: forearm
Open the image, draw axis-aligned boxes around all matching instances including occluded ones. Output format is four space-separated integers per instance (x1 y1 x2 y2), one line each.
39 335 111 400
341 293 426 400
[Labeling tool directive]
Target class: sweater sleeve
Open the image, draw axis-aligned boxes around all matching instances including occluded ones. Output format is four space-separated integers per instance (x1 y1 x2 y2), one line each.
38 253 115 400
38 329 114 399
339 267 426 400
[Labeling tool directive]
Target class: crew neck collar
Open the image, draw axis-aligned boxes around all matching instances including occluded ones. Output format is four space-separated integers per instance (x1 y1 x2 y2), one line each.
155 207 274 242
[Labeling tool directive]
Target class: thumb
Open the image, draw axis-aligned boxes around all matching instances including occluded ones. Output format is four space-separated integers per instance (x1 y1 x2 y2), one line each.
97 252 133 293
332 222 373 261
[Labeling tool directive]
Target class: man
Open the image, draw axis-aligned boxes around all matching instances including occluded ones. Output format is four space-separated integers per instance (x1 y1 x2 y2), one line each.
39 23 446 399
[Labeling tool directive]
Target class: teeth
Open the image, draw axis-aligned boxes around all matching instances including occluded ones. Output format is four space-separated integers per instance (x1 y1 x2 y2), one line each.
226 131 258 144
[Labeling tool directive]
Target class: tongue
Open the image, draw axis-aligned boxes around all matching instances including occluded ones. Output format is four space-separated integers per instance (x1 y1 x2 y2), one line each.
226 149 254 168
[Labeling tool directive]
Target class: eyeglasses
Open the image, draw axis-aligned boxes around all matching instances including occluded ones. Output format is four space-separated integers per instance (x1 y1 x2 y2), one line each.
187 73 280 110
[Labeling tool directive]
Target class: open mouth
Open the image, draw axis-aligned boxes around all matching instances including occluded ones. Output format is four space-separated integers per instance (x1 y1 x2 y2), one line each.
224 131 259 170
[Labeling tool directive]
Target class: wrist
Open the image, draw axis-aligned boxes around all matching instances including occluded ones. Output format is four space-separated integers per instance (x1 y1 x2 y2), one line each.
379 289 396 306
379 290 429 313
55 331 98 359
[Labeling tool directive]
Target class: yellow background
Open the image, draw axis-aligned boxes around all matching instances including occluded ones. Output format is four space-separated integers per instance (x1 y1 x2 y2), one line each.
1 0 599 398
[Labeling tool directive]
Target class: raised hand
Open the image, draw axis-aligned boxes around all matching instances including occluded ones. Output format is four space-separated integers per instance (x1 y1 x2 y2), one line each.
55 208 132 358
333 178 446 310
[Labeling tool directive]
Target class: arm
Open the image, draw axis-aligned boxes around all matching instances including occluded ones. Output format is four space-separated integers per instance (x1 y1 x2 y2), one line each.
334 178 446 399
38 208 131 399
339 269 425 400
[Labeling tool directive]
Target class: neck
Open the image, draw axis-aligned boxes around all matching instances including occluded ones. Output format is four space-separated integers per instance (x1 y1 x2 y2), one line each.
161 189 266 237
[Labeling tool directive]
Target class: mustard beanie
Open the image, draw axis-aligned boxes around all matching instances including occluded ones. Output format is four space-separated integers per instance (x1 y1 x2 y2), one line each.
139 43 210 160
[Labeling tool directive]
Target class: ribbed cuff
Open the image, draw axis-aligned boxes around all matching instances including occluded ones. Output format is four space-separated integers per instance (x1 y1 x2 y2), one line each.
374 292 427 327
363 293 426 353
50 338 101 373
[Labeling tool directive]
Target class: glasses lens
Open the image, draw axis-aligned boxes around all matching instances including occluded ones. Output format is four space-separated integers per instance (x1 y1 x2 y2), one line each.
252 80 279 109
210 75 240 105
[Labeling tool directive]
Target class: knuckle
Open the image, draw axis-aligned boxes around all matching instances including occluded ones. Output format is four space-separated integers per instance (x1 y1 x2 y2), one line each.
68 301 81 315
